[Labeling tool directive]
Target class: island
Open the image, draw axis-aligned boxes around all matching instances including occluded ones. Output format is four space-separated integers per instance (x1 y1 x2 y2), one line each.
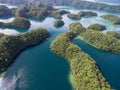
0 28 50 72
54 20 64 27
14 3 69 20
87 23 106 31
67 11 97 20
50 27 111 90
0 17 31 29
106 31 120 39
101 14 120 25
69 22 120 53
0 5 12 17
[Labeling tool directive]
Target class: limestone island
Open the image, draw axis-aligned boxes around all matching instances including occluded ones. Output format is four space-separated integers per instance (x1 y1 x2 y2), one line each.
87 23 106 31
54 20 64 27
69 22 120 53
50 26 112 90
101 14 120 25
0 5 12 17
0 17 31 29
67 11 97 20
0 28 50 72
14 3 69 20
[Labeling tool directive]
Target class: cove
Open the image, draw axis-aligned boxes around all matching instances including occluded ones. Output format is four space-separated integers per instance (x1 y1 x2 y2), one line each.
73 38 120 90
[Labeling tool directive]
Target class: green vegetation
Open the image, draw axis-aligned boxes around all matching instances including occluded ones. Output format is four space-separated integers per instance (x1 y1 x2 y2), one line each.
80 29 120 53
0 28 50 72
14 3 69 20
87 23 106 31
54 20 64 27
106 31 120 39
67 13 81 20
69 22 86 35
101 14 120 25
70 22 120 53
0 17 31 29
78 11 98 17
1 0 120 12
50 30 111 90
0 5 12 17
67 11 97 20
50 10 69 19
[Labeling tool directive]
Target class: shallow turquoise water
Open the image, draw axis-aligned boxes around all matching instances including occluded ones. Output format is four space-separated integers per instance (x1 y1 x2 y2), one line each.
0 5 120 90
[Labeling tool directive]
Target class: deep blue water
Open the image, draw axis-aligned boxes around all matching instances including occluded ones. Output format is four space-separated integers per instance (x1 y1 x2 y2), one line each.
73 38 120 89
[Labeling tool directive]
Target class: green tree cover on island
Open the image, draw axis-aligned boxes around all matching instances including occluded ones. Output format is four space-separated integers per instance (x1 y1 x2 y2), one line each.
50 29 111 90
67 11 97 20
101 14 120 25
0 3 68 20
69 22 120 53
0 17 31 29
106 31 120 39
15 3 69 20
54 20 64 27
0 28 50 72
1 0 120 12
87 23 106 31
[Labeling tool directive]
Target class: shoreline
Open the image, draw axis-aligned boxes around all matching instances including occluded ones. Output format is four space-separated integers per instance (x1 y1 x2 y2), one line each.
76 36 120 55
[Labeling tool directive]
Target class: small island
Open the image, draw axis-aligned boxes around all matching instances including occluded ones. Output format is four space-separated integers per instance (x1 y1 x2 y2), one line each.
87 23 106 31
54 20 64 27
50 28 111 90
78 11 98 17
0 28 50 72
106 31 120 39
50 10 69 19
0 17 31 29
0 5 12 17
67 11 97 20
70 22 120 53
101 14 120 25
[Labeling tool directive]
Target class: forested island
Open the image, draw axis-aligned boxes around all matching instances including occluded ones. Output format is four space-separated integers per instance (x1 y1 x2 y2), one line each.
101 14 120 25
87 23 106 31
0 3 69 20
0 17 31 29
1 0 120 12
54 20 64 27
69 22 120 53
0 28 50 72
106 31 120 39
50 26 111 90
67 11 97 20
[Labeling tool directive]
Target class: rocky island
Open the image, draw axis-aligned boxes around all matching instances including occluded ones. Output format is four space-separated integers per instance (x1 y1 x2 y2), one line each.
101 14 120 25
87 23 106 31
0 17 31 29
67 11 97 20
0 28 50 72
69 22 120 53
54 20 64 27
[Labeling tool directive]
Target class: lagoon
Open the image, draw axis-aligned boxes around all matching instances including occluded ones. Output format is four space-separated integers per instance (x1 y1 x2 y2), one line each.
0 5 120 90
